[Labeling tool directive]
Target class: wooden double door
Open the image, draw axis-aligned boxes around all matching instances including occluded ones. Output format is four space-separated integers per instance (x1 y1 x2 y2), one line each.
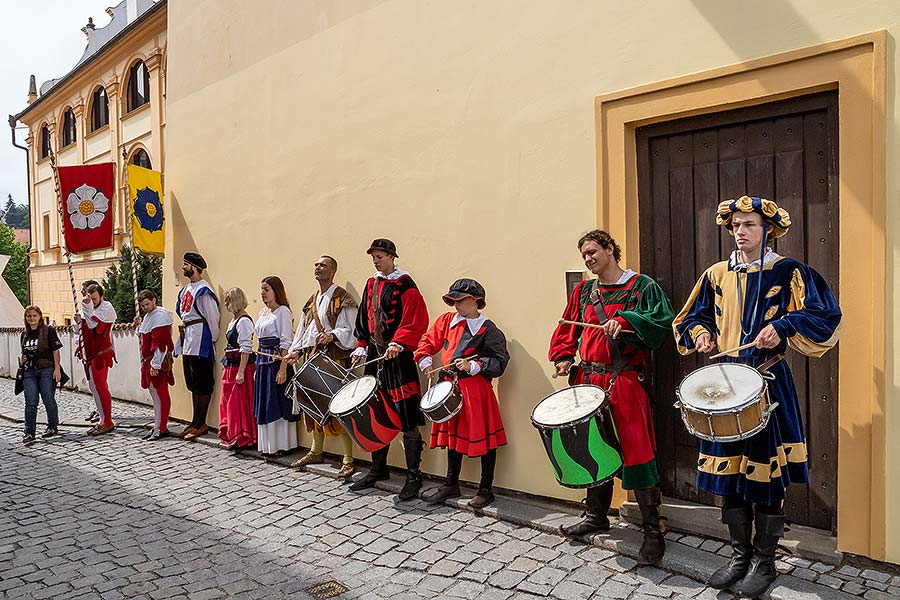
636 91 839 531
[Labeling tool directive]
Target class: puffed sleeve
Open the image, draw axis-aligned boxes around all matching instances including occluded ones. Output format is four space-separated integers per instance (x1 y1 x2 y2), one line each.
770 265 842 358
332 303 358 351
277 306 293 350
237 317 254 354
616 277 675 351
392 285 429 350
477 321 510 379
548 281 585 364
673 269 718 356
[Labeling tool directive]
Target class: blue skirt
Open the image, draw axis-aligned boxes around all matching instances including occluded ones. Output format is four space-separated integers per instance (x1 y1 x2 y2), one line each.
253 340 298 426
696 359 808 506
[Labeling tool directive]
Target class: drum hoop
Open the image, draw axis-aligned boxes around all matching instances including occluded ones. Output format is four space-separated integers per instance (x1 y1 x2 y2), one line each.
677 363 765 412
530 384 608 429
421 380 456 409
677 383 768 415
329 375 379 417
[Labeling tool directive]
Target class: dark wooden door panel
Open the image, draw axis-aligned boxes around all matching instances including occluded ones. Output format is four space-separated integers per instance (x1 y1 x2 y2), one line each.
636 91 839 531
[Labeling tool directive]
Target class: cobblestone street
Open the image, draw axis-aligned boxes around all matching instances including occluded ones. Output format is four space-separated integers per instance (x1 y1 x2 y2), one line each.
1 382 897 599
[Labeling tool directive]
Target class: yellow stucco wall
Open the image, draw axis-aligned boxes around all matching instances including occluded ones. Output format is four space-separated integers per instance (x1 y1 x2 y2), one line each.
164 1 900 562
29 261 116 322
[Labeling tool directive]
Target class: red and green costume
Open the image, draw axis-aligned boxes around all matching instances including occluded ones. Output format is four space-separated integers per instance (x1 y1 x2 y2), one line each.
549 272 674 489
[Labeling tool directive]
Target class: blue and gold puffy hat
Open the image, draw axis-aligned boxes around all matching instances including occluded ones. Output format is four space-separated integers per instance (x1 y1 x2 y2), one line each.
716 195 791 238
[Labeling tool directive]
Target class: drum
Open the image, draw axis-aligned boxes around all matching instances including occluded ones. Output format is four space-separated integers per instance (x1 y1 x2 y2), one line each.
531 385 622 489
287 351 353 426
420 380 463 423
329 376 402 452
675 363 778 442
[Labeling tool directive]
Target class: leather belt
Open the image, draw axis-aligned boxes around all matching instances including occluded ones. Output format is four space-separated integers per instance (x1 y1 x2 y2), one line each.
580 362 641 376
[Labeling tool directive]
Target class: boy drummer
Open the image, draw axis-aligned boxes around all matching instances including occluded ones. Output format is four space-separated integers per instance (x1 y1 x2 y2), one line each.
549 230 675 566
415 279 510 508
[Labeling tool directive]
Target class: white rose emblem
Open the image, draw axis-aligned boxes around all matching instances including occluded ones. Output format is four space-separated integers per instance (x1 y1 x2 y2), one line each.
66 183 110 230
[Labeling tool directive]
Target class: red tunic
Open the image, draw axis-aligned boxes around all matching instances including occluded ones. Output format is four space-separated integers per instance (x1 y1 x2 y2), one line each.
80 317 115 370
415 312 509 457
548 274 675 490
140 322 175 389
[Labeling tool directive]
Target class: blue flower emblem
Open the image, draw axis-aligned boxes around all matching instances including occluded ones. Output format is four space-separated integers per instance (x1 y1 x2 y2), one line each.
135 186 164 232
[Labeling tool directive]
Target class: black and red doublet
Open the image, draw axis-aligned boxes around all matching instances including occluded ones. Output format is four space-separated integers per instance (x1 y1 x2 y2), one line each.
415 312 509 457
354 270 428 431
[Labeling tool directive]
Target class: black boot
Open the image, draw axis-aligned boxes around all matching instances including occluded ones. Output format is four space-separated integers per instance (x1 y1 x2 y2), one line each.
733 513 785 598
560 482 613 538
634 486 666 566
423 450 462 504
708 505 754 589
398 436 424 501
349 446 390 491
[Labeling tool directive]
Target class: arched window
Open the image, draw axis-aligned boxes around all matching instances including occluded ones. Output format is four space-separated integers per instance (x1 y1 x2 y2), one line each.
90 87 109 131
126 60 150 112
40 125 51 159
131 148 152 169
61 108 76 147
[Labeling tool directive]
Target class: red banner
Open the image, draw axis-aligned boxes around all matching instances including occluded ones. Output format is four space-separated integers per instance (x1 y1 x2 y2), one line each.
56 163 115 253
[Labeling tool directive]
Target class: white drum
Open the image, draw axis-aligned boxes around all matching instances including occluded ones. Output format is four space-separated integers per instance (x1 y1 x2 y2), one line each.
420 380 463 423
675 363 777 442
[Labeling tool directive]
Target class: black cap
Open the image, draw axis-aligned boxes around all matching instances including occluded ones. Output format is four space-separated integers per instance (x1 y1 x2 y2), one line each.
366 238 398 258
442 278 486 309
183 252 207 270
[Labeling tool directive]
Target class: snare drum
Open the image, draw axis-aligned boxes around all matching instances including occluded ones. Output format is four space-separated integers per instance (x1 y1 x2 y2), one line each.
287 351 353 426
531 385 622 489
675 363 778 442
329 376 402 452
420 381 463 423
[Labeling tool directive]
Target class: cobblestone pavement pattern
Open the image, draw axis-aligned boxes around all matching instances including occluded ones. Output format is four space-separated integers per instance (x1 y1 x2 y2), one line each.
1 381 899 599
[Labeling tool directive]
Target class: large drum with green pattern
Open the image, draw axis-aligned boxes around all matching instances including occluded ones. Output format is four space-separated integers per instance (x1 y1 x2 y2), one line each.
531 385 622 489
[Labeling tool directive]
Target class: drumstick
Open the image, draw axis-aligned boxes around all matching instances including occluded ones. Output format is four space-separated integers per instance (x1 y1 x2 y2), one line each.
710 341 757 360
425 355 479 376
557 319 635 334
255 350 285 360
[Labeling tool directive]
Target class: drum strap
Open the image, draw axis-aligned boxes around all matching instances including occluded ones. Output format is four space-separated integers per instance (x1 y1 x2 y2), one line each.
310 295 328 346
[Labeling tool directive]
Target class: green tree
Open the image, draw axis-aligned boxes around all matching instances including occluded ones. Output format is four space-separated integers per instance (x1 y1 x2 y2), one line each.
0 224 28 305
3 195 29 229
102 245 163 323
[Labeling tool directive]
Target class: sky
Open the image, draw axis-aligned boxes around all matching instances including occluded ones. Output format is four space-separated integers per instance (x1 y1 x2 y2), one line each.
0 0 116 207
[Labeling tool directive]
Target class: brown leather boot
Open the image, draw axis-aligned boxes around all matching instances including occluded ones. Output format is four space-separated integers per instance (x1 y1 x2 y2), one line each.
634 486 666 566
560 482 613 538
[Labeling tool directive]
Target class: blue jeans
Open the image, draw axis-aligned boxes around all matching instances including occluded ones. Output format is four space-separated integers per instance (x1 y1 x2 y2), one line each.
23 367 59 435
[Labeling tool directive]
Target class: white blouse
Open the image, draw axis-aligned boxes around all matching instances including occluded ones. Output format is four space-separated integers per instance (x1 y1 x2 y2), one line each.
226 317 255 354
255 305 293 350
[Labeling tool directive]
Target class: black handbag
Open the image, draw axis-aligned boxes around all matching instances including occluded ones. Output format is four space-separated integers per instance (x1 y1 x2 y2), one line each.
58 366 70 387
14 364 24 395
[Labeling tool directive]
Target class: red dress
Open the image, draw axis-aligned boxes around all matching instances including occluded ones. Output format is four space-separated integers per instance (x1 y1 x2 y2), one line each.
415 312 509 457
139 314 175 390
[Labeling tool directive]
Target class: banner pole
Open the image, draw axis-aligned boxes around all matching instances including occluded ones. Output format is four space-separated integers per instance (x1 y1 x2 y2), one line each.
49 149 80 317
122 149 140 317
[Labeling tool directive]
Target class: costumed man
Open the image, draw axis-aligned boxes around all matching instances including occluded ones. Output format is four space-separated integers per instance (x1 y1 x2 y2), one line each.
350 239 429 500
550 230 675 566
74 283 117 436
414 279 509 509
134 289 175 441
175 252 220 441
286 255 359 477
673 196 841 598
77 279 101 424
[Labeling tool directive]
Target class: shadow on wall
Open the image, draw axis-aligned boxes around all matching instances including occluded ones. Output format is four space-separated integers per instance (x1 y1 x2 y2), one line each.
689 0 823 60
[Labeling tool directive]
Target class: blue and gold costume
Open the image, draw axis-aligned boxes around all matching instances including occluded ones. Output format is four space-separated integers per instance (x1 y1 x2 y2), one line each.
675 196 842 597
674 253 842 504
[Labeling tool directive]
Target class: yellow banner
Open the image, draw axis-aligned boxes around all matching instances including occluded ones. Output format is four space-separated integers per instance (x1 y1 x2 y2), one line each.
127 164 165 256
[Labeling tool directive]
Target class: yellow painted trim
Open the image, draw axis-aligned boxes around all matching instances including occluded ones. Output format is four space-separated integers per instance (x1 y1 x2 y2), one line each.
596 32 887 559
